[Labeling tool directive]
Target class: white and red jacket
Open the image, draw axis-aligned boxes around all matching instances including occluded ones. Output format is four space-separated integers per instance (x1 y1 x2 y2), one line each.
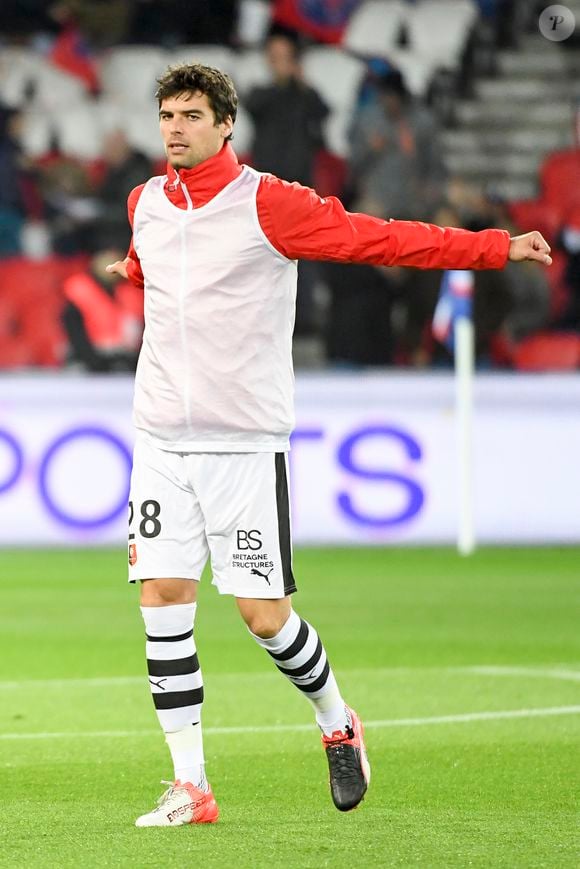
127 142 509 452
63 272 143 352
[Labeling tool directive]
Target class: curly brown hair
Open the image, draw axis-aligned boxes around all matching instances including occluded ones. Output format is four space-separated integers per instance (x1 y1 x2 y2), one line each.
155 63 238 139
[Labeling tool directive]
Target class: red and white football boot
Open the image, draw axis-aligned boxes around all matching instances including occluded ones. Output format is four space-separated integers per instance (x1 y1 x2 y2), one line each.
135 780 219 827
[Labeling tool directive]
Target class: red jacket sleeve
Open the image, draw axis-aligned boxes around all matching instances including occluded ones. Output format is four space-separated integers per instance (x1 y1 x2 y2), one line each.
126 184 146 289
256 175 510 270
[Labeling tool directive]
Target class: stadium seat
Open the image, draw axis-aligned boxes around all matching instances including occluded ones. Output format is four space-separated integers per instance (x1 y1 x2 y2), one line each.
301 48 365 157
0 256 88 367
100 47 167 104
0 291 32 368
32 60 90 109
343 0 405 58
236 0 273 46
0 47 42 107
312 150 348 198
540 149 580 216
167 46 237 78
19 111 53 158
513 332 580 371
125 107 166 160
235 49 272 96
94 98 125 135
388 49 438 96
508 199 560 244
322 107 355 158
0 53 88 111
302 47 366 114
388 0 479 98
406 0 478 68
53 103 106 161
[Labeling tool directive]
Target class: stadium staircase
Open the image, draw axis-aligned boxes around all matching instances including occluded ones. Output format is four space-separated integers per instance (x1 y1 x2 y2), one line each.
441 10 580 202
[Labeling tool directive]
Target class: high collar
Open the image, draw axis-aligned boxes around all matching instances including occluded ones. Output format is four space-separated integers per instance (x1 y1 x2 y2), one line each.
165 142 242 209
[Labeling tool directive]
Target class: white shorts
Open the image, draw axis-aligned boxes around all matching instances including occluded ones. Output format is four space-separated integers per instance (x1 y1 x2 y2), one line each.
128 436 296 599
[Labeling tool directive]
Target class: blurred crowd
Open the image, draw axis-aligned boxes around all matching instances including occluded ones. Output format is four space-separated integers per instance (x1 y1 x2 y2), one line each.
0 0 578 371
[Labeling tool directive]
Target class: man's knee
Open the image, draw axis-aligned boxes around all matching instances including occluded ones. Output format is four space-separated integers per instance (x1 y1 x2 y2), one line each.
140 578 198 607
237 597 292 638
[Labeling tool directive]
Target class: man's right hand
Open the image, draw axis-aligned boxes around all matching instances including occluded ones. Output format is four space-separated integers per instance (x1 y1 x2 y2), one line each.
508 232 552 266
106 257 130 280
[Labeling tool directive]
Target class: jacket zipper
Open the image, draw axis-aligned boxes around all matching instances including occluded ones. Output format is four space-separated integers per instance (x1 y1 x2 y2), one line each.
178 184 193 433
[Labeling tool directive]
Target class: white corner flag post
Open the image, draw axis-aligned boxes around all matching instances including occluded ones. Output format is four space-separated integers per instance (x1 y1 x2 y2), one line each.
454 314 475 556
433 269 477 555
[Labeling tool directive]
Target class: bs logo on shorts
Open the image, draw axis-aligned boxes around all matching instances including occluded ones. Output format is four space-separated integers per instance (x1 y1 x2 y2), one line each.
236 529 262 550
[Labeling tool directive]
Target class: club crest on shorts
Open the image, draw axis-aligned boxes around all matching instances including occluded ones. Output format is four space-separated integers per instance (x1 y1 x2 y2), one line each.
129 543 138 566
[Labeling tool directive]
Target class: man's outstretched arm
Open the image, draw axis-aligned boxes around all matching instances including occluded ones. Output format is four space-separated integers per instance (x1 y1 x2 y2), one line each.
256 176 551 270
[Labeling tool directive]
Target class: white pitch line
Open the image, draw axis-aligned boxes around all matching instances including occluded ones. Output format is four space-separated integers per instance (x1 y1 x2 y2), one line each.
1 664 580 691
1 705 579 741
0 676 145 690
466 666 580 683
0 667 485 691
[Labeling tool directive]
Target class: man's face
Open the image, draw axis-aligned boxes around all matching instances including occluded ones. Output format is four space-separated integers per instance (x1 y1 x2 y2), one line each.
381 90 403 118
159 91 233 169
266 37 298 82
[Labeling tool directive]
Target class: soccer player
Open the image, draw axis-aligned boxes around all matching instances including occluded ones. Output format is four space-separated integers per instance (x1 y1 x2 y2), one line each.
106 64 551 827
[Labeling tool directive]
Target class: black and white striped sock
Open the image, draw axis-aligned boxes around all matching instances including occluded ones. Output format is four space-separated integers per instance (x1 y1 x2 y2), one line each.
251 610 349 737
141 602 206 788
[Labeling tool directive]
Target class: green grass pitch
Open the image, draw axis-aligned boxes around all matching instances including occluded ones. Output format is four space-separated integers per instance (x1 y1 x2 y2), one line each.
1 547 579 868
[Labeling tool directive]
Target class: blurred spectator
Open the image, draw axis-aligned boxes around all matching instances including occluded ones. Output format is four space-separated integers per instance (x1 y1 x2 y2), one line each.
475 0 500 16
553 208 580 331
354 58 397 114
538 102 580 225
0 0 131 50
0 107 29 257
246 30 329 186
92 131 151 250
349 70 446 220
50 0 131 51
483 195 550 344
38 156 98 254
0 0 57 38
61 247 143 372
322 260 401 365
502 258 551 343
47 2 105 90
126 0 238 46
400 204 512 366
246 29 329 335
446 176 489 224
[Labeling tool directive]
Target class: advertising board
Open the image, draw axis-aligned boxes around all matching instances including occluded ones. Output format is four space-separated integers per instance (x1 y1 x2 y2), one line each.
0 373 578 546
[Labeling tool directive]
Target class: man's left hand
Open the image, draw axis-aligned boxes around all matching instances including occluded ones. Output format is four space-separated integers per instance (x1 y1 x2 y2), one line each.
508 231 552 266
106 257 130 279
